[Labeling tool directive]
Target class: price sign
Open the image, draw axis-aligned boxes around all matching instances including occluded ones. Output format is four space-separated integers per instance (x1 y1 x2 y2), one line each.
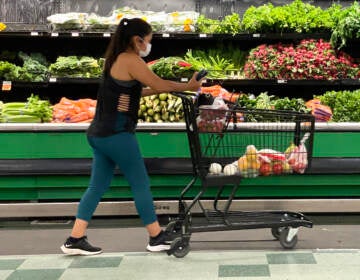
162 33 170 38
277 79 287 84
103 32 111 37
51 32 59 37
2 81 12 91
71 32 80 37
180 78 189 82
199 33 207 38
30 31 39 36
252 33 260 38
49 77 57 83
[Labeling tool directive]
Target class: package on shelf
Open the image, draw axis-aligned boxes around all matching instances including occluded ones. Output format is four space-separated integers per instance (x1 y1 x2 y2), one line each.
47 13 88 31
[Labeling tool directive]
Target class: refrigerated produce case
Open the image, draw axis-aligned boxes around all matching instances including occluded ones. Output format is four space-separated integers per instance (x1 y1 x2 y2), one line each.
0 0 359 217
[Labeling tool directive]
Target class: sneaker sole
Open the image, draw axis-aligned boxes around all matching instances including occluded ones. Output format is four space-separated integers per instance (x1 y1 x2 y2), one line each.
146 244 171 252
60 245 102 256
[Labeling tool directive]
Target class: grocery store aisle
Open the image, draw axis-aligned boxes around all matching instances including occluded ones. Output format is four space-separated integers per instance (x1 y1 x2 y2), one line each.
1 216 360 279
1 249 360 280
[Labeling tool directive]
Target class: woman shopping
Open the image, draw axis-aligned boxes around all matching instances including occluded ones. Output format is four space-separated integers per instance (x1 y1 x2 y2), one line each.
60 17 204 255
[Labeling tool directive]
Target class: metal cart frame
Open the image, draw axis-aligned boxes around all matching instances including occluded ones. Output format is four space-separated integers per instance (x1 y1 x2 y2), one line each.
166 92 315 258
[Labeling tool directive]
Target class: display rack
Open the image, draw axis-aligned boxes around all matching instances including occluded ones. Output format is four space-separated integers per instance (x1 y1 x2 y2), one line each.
0 0 359 216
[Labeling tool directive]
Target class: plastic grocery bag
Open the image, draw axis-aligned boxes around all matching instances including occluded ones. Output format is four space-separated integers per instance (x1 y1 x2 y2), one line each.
197 97 228 132
287 133 310 174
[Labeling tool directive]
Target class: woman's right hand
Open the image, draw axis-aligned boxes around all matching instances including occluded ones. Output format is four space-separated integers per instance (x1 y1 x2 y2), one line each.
186 72 204 92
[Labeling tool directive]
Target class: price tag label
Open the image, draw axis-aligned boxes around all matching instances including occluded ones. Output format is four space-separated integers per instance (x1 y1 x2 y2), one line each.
49 77 57 83
30 31 39 36
199 33 207 38
252 33 260 38
71 32 80 37
180 78 189 82
277 79 287 84
162 33 170 38
51 32 59 37
103 32 111 37
2 81 12 91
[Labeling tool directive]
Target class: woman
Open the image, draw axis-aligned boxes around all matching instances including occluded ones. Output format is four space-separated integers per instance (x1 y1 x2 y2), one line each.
60 18 203 255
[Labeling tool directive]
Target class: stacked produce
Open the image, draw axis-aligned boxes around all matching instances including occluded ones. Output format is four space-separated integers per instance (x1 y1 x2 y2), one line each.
49 56 103 78
237 92 310 113
244 39 360 80
0 51 49 82
316 89 360 122
0 94 52 123
196 13 241 35
184 45 247 79
148 57 194 79
47 8 199 33
138 93 183 123
331 2 360 49
305 99 332 122
52 97 96 123
241 0 343 34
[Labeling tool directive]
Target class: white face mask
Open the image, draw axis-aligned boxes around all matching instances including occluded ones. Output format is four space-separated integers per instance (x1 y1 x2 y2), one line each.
139 42 152 57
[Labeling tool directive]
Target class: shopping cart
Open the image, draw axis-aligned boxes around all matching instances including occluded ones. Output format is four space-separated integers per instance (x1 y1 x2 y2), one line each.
165 91 315 258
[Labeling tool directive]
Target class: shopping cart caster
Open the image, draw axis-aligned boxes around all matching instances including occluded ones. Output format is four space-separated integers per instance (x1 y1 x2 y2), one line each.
278 227 299 249
165 220 182 235
167 237 190 258
271 227 284 240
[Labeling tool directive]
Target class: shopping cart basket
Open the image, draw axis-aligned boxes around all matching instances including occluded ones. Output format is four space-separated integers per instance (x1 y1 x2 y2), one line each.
165 92 315 258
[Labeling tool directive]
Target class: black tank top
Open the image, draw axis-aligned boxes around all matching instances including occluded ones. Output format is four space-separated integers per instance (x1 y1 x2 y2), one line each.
87 73 142 137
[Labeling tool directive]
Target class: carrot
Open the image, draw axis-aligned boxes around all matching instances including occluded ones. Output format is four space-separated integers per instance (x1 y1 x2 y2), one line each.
67 111 90 123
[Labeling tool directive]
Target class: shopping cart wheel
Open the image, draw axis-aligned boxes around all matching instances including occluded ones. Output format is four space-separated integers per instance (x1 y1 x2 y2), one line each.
169 237 190 258
165 220 182 235
279 227 298 249
271 227 284 240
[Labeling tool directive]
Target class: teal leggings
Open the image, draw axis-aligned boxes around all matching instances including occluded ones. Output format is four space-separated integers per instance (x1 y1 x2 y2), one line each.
76 133 157 225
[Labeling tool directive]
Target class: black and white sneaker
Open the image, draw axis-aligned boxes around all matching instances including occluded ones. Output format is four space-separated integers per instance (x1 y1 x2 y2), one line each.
146 230 173 252
60 236 102 256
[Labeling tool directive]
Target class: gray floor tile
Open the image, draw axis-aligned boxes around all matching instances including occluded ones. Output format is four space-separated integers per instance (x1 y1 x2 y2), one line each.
218 265 270 277
18 255 74 269
266 253 316 264
6 269 65 280
69 256 122 268
59 268 122 280
0 259 25 270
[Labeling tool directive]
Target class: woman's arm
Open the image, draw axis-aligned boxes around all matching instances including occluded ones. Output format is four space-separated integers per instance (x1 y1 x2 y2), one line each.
129 55 203 93
142 87 159 97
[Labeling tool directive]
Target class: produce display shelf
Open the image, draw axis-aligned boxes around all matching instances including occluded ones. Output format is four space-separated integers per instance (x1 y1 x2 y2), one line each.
0 122 360 132
0 30 332 41
2 79 360 89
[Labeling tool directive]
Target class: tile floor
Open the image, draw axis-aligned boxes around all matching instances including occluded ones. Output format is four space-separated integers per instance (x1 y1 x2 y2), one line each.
0 249 359 280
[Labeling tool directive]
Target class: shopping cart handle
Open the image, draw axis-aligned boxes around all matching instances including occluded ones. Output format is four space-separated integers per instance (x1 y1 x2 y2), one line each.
171 91 197 99
196 69 208 81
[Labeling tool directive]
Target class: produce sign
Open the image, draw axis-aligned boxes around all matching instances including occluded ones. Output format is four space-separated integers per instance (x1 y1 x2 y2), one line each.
148 57 194 79
49 56 103 78
244 39 360 80
0 94 52 123
138 93 184 123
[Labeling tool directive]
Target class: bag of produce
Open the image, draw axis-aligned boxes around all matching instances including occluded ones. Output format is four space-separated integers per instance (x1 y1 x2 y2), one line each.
197 97 228 132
